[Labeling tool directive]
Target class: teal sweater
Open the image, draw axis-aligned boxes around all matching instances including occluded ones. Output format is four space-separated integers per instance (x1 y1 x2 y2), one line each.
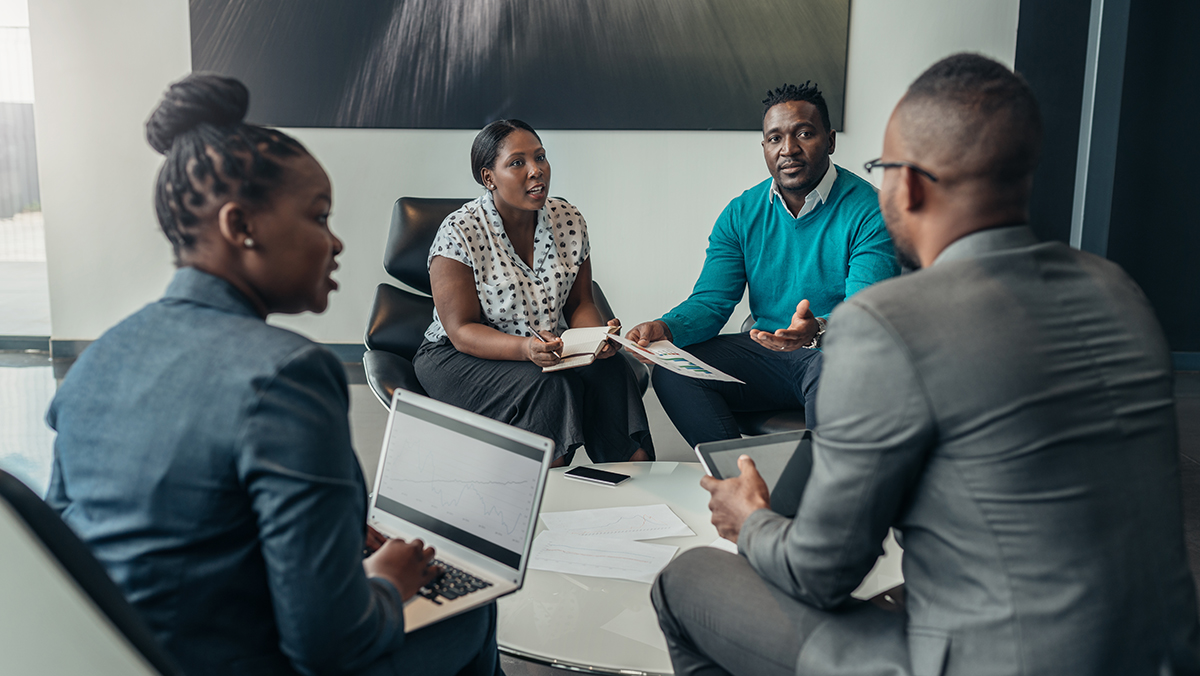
661 168 899 347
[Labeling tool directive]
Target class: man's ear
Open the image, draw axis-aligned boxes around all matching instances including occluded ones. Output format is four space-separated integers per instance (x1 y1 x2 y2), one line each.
216 201 251 248
902 165 926 213
826 129 836 156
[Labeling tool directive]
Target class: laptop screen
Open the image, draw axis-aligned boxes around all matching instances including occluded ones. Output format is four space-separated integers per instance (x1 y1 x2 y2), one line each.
373 398 545 570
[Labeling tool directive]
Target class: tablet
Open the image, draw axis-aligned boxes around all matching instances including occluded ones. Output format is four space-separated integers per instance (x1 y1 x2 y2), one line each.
694 431 812 518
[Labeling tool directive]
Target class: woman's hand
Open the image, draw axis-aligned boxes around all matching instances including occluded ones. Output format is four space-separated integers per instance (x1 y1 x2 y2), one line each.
363 538 442 601
364 525 387 555
597 318 622 359
528 331 563 367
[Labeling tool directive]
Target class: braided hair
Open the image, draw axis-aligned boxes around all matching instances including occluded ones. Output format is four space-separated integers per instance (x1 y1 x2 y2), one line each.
761 81 831 132
145 73 307 260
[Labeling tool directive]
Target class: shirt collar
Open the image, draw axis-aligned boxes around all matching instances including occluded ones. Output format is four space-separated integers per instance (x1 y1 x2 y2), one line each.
769 162 838 219
932 225 1040 266
162 267 261 319
479 189 550 233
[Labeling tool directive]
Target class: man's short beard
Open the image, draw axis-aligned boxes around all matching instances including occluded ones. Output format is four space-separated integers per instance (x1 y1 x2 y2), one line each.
893 241 922 271
882 195 922 271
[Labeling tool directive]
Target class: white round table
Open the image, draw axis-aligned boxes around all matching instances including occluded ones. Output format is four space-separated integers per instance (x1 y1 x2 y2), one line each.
497 461 714 675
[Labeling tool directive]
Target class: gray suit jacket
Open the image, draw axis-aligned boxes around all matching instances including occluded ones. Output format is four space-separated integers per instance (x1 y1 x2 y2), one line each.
739 226 1200 675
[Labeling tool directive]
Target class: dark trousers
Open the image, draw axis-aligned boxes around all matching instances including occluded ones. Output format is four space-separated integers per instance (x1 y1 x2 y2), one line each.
651 549 907 676
651 333 822 447
362 602 503 676
415 338 653 464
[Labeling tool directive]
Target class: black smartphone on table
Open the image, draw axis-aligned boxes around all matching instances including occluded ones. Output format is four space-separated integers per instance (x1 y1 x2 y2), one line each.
563 466 631 487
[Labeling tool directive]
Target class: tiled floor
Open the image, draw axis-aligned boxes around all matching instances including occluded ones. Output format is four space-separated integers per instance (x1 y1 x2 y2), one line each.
2 353 1197 675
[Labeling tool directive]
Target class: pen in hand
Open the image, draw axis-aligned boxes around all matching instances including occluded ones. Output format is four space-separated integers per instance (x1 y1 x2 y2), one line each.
531 328 562 359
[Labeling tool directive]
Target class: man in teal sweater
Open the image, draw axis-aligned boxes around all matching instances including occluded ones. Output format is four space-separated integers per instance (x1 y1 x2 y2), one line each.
626 83 899 446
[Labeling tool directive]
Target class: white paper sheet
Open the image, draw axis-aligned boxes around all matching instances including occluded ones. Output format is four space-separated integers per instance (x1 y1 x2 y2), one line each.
541 504 695 540
851 529 905 600
528 532 678 583
610 335 744 383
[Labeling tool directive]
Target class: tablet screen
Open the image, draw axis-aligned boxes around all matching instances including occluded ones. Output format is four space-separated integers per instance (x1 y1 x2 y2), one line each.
705 439 803 492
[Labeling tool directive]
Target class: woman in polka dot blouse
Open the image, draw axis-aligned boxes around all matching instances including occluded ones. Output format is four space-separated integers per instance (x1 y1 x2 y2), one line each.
414 120 654 466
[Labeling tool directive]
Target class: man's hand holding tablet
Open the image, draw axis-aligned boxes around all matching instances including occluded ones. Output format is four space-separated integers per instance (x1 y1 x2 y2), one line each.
700 455 771 544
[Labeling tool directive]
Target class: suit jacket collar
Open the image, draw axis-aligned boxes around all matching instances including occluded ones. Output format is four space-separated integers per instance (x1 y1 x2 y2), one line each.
933 225 1039 266
162 267 261 319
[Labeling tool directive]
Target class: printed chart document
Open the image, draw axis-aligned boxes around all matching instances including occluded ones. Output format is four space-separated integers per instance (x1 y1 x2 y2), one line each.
528 532 678 584
540 504 695 540
609 335 744 383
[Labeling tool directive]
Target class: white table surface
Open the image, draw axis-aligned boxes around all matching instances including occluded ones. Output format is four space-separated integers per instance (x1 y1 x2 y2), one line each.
498 462 710 675
497 461 904 675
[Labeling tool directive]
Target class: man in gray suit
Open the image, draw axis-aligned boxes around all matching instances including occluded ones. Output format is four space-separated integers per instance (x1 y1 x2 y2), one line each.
651 53 1200 676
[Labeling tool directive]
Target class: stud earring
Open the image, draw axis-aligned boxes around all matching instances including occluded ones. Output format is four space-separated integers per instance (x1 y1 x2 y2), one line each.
244 237 255 249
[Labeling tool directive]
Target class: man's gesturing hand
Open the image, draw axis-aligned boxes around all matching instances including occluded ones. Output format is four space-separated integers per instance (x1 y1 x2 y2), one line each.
750 299 819 352
363 538 442 601
700 455 771 544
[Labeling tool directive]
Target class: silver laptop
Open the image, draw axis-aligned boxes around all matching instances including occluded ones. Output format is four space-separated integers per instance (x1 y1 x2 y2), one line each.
367 389 553 632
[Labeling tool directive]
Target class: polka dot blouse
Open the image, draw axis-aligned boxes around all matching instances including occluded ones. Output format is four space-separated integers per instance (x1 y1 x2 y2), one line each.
424 191 591 342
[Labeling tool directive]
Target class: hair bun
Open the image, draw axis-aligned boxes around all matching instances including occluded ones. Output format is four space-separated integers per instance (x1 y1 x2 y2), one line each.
145 72 250 155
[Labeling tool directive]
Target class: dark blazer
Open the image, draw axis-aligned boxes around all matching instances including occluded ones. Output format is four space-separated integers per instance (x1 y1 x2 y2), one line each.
740 226 1200 675
46 268 405 676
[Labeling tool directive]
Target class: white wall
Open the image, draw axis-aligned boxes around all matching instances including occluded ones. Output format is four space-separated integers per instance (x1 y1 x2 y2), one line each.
30 0 1019 345
29 0 190 341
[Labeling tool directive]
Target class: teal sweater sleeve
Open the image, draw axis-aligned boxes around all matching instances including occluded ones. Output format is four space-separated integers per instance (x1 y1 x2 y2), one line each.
844 208 899 302
659 201 746 347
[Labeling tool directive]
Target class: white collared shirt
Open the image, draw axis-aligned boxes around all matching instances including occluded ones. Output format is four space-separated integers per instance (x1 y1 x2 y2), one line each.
769 162 838 219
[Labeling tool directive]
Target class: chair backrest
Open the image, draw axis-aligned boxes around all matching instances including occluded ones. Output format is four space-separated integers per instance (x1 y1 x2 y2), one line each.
384 197 471 295
365 283 436 360
0 470 181 676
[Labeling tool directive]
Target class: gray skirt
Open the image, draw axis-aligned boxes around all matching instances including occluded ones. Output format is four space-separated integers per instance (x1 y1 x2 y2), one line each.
414 338 654 463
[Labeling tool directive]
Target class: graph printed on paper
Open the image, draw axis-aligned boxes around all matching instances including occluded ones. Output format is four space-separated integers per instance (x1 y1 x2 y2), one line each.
540 504 695 540
528 532 678 583
377 417 543 553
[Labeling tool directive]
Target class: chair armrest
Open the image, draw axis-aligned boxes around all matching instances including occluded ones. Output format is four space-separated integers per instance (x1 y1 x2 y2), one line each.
363 349 426 407
621 352 649 395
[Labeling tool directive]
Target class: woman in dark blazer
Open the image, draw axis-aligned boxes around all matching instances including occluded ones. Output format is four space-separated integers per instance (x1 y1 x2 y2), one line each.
45 73 501 676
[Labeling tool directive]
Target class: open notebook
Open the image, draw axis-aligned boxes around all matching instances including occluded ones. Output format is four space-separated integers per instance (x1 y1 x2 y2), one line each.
542 325 619 372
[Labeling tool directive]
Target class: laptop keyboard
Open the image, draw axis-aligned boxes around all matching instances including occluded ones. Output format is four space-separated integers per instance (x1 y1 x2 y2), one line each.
417 559 493 604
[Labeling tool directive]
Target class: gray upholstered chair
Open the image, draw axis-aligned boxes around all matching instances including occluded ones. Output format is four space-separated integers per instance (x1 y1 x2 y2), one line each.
0 470 182 676
363 197 648 407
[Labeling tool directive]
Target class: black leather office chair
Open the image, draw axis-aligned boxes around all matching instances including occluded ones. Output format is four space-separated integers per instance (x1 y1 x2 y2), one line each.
363 197 649 407
0 470 182 676
729 314 807 436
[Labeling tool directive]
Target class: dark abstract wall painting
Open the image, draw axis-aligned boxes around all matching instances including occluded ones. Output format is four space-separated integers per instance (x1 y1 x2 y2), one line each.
190 0 851 131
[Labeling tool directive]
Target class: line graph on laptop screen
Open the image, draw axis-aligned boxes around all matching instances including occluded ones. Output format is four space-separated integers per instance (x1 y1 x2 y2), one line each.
377 410 543 555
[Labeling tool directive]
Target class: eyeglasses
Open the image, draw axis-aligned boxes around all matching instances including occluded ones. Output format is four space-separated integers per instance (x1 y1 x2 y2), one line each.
863 158 939 183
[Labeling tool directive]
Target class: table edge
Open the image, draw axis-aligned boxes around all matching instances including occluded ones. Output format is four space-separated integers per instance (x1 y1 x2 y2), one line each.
500 645 673 676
